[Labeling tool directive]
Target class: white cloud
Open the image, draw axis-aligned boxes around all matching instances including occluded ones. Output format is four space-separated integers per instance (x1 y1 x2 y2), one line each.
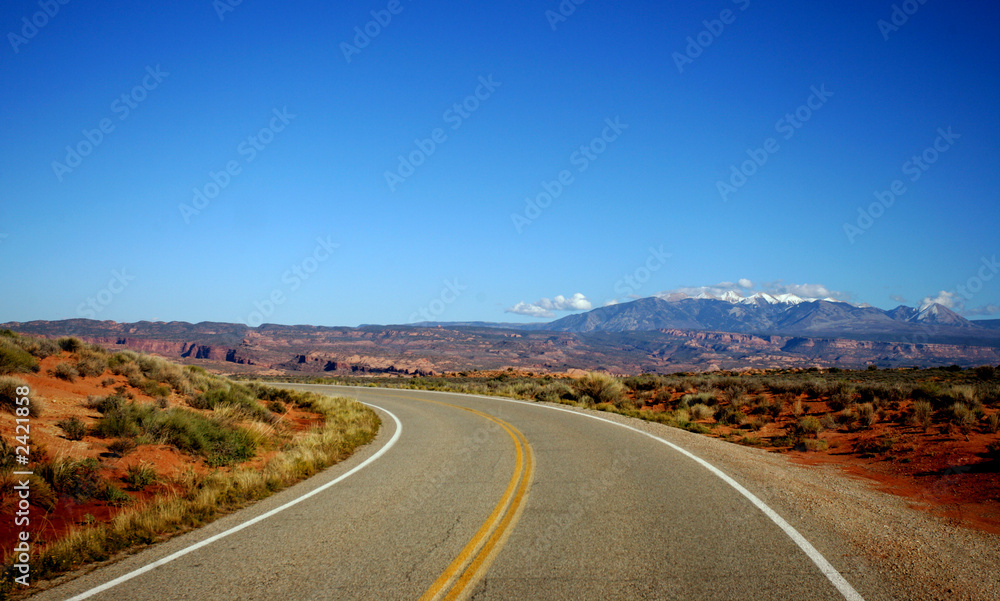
768 282 843 299
653 280 850 302
965 304 1000 317
889 294 907 303
506 293 593 319
655 282 744 299
920 290 958 310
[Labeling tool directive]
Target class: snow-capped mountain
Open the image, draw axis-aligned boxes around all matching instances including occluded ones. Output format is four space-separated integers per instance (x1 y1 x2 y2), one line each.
660 290 845 306
538 295 990 343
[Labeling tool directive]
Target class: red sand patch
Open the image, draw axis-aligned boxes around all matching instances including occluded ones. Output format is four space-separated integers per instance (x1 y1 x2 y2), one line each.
632 389 1000 535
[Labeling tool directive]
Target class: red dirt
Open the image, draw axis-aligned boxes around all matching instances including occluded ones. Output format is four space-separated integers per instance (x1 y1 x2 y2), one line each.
635 389 1000 536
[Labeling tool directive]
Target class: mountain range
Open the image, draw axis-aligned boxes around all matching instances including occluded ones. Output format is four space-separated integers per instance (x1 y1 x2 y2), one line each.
426 293 1000 347
3 295 999 375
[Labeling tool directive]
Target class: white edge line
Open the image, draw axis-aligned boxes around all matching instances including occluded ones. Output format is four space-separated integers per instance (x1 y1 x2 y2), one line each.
344 386 865 601
64 402 402 601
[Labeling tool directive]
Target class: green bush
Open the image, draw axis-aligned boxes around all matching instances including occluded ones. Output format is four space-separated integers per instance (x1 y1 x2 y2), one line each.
572 372 627 408
92 401 257 466
689 403 714 421
974 365 996 381
856 403 878 428
950 402 976 433
52 362 79 382
0 376 29 412
795 416 823 437
910 400 933 429
57 417 87 441
796 439 828 452
987 413 999 434
87 393 126 414
716 405 746 426
124 463 157 489
99 482 132 506
140 379 172 398
76 351 108 378
108 438 138 457
38 458 103 501
0 339 40 374
57 337 84 352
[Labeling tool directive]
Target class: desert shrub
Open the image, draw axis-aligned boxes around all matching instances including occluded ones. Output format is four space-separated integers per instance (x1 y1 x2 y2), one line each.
720 380 750 402
828 390 853 412
950 403 976 433
716 405 746 426
796 439 828 452
0 338 40 374
90 402 152 438
156 397 169 409
267 400 285 414
748 416 769 431
947 385 976 405
974 365 996 381
912 383 951 409
653 388 675 405
124 463 157 489
87 393 126 414
98 482 132 506
572 372 626 408
75 350 108 378
729 393 751 410
910 400 933 429
108 351 139 370
757 398 783 419
623 374 662 392
107 438 137 457
37 457 103 501
975 382 1000 407
856 403 878 428
191 383 270 421
819 414 837 430
0 375 29 412
985 413 999 433
855 437 895 455
792 400 804 417
57 337 84 352
52 362 79 382
537 381 576 404
836 407 856 425
140 379 171 398
804 379 828 399
11 334 61 359
92 401 257 466
682 392 717 407
57 417 87 441
689 403 715 421
795 416 823 437
100 377 117 387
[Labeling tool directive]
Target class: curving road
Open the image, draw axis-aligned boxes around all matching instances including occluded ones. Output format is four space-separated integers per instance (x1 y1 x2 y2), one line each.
32 385 883 601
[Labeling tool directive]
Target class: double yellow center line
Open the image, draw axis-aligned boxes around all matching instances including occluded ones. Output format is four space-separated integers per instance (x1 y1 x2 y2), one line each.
402 396 534 601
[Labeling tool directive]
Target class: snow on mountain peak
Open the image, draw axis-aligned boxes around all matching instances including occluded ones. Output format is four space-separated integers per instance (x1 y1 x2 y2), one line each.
657 290 851 306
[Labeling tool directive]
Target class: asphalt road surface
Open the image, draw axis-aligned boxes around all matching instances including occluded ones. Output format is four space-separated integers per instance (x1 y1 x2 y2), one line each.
33 385 883 601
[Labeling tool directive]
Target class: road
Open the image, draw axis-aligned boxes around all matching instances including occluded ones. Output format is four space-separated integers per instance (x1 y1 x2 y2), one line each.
33 385 880 600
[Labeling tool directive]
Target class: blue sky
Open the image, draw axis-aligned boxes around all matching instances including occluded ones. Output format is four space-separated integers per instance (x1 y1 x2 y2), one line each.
1 0 998 327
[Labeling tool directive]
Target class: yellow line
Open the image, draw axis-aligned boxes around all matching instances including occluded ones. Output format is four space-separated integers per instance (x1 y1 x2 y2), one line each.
395 395 533 601
443 425 534 601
